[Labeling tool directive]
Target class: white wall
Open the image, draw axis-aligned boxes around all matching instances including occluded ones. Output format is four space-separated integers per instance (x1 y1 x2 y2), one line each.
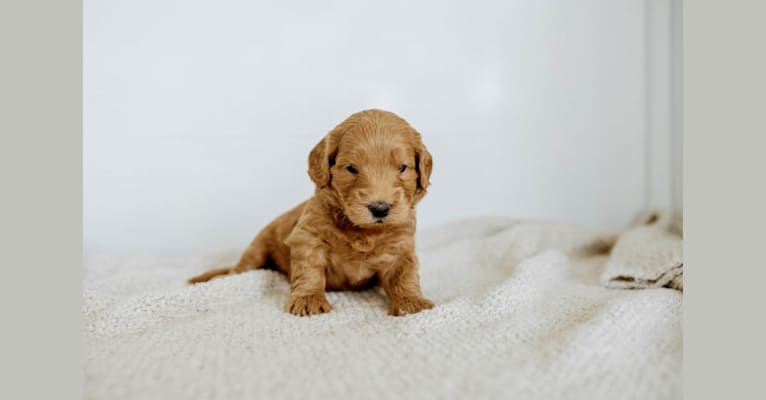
645 0 683 215
85 0 654 256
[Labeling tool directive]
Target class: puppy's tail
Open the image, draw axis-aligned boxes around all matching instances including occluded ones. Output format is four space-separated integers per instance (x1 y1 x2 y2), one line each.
187 241 268 284
187 266 237 284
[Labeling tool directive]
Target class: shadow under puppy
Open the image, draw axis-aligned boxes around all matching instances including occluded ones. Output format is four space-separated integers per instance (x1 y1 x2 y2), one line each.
188 109 434 317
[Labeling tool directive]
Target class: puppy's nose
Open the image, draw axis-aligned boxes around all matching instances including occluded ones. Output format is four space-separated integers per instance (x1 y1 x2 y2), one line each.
368 202 391 218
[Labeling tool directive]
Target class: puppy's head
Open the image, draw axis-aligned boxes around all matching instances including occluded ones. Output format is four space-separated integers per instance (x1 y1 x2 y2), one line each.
308 109 432 228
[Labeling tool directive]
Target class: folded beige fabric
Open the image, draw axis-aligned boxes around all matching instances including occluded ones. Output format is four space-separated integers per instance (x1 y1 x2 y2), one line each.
600 209 683 291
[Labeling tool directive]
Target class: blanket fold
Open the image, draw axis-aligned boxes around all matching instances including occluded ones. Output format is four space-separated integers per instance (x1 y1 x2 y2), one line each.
600 209 684 291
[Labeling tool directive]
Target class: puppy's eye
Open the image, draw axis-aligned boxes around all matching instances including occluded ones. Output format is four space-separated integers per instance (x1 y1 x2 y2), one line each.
346 165 359 174
399 164 408 173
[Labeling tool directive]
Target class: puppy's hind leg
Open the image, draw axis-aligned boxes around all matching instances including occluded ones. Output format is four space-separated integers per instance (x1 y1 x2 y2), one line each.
187 235 270 284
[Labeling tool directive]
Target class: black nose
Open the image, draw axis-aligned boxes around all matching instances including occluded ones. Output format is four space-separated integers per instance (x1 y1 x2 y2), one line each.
368 202 391 218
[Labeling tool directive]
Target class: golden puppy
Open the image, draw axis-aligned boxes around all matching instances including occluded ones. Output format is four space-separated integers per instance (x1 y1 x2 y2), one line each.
188 109 434 317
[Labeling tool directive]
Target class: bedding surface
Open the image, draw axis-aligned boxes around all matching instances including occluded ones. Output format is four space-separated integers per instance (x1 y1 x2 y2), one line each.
83 218 682 400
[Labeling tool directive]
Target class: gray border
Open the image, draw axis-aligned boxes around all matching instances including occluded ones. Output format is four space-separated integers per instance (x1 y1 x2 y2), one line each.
0 0 82 399
685 1 766 399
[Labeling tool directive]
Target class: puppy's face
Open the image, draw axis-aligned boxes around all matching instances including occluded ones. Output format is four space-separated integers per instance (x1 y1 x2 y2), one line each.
308 110 432 228
330 130 418 228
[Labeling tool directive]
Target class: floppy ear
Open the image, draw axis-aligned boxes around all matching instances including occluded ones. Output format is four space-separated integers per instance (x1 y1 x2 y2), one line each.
308 137 329 188
412 132 433 203
308 127 343 189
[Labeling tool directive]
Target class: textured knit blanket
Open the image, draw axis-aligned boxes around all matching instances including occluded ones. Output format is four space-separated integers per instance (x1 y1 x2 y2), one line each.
83 217 683 400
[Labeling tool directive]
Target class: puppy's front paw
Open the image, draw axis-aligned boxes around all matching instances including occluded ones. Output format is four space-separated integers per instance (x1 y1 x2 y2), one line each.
388 296 434 316
286 294 332 316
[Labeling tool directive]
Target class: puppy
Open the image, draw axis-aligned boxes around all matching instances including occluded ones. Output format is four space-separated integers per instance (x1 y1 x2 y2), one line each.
188 109 434 317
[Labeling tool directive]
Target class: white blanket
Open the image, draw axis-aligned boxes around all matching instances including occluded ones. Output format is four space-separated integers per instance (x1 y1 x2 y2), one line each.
84 218 682 400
